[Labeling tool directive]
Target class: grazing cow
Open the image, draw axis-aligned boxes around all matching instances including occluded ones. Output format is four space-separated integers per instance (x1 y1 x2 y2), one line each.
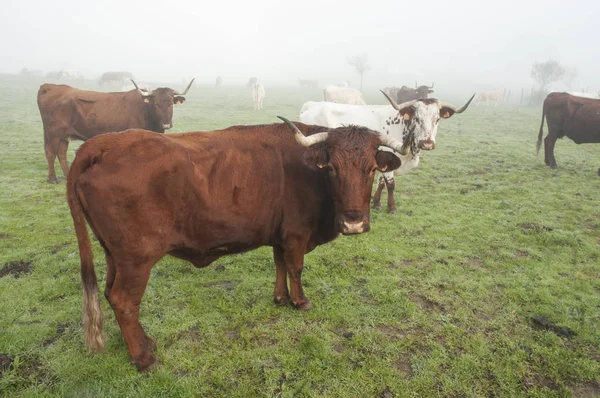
56 69 84 81
247 77 258 87
323 85 366 105
536 92 600 170
37 78 194 183
99 71 134 85
298 79 318 88
252 83 265 110
396 82 435 104
216 76 223 87
476 90 502 107
67 118 402 371
300 91 475 212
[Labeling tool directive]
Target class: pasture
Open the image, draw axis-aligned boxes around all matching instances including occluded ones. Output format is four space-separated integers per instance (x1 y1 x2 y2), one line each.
0 75 599 397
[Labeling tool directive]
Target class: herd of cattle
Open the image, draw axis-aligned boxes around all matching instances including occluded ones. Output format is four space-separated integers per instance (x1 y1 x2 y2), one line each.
26 71 599 371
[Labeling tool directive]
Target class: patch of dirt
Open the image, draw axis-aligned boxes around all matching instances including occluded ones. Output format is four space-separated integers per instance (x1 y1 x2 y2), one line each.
214 265 225 272
465 258 485 268
380 386 394 398
0 261 32 278
202 280 235 291
522 375 561 391
377 325 408 339
41 323 70 347
518 223 553 233
531 316 576 339
571 381 600 397
514 250 530 258
389 259 416 269
393 359 413 378
50 243 69 255
411 295 446 313
0 233 10 239
250 332 278 347
0 354 13 376
225 330 239 340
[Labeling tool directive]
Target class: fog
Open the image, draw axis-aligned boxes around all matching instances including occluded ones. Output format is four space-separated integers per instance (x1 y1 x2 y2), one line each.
1 0 598 92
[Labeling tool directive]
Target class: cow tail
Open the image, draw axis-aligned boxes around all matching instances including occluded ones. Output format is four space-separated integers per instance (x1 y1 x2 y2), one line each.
66 148 104 352
536 101 546 155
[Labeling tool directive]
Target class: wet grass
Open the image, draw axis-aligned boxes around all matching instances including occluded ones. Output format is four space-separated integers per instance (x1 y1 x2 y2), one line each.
0 75 599 397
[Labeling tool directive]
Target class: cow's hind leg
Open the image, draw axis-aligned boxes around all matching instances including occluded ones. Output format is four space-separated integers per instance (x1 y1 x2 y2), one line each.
107 262 157 372
57 139 70 177
45 137 61 184
373 175 385 210
383 172 397 213
273 246 290 305
544 130 559 169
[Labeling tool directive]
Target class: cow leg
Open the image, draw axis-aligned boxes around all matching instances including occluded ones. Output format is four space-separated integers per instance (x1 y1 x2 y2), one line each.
58 139 70 176
282 242 311 310
107 264 156 372
44 138 60 184
383 172 397 214
544 131 558 169
272 246 290 305
373 175 385 210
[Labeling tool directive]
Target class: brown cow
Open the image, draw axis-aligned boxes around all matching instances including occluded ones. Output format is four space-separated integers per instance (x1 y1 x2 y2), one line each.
537 92 600 170
99 71 134 85
67 118 402 371
37 79 194 183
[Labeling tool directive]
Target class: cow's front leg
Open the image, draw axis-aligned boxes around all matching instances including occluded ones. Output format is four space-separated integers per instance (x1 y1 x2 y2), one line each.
272 246 290 305
373 175 385 210
282 241 311 310
383 172 397 214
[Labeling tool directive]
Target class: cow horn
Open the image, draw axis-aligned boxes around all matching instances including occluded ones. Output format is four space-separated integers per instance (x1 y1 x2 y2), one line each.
438 94 476 114
380 90 416 112
174 78 195 95
277 116 329 147
131 79 151 97
379 134 410 155
430 82 435 89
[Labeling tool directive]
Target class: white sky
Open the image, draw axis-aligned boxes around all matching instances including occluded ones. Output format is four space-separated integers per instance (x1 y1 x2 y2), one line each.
1 0 598 91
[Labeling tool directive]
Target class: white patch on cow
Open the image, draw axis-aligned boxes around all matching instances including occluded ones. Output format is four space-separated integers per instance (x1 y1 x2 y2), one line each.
343 221 365 234
252 83 265 110
323 86 366 105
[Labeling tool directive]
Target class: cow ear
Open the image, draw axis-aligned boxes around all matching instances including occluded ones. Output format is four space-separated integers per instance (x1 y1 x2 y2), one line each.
174 96 186 105
440 107 455 119
375 151 401 172
303 146 330 169
398 106 415 120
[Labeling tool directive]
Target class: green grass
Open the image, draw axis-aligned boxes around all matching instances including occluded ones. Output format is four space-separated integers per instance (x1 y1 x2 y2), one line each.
0 75 599 397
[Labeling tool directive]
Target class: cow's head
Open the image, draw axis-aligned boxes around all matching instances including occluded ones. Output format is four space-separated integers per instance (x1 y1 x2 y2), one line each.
279 117 402 235
131 79 194 132
381 91 475 156
415 82 434 98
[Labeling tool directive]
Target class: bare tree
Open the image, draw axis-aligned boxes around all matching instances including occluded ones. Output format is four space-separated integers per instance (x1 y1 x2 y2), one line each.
531 60 565 92
563 67 577 90
347 53 371 92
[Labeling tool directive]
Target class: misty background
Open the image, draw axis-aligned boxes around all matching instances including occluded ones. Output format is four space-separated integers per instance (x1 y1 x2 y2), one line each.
2 0 598 93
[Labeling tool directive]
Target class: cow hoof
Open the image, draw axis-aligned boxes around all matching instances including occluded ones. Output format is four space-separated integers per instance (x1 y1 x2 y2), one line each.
133 352 158 373
292 299 312 310
373 204 381 210
274 295 290 306
48 177 59 184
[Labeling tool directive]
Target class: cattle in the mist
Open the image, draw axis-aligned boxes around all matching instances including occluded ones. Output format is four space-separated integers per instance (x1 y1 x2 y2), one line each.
252 83 265 110
216 76 223 87
20 68 43 78
99 71 134 85
396 83 435 103
476 90 502 107
37 78 194 183
537 92 600 171
298 79 318 88
322 85 366 105
66 117 402 371
247 77 258 87
300 91 475 213
56 69 85 81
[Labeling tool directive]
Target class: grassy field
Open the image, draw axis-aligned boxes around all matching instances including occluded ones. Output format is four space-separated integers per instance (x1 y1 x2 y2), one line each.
0 75 599 397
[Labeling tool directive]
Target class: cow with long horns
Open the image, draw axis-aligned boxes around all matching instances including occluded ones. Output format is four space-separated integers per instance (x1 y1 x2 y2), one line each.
299 91 475 212
37 79 194 183
67 117 402 371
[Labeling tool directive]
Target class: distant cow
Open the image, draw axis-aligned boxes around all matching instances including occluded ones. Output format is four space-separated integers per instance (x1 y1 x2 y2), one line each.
247 77 258 87
67 118 402 371
476 90 502 107
323 85 366 105
536 92 600 170
396 82 434 103
298 79 318 88
216 76 223 87
252 83 265 110
99 71 134 85
300 91 475 212
37 78 194 183
57 69 84 81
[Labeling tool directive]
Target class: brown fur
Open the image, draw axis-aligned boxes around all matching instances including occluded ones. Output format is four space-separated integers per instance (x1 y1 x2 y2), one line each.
37 83 188 183
537 92 600 169
67 122 400 371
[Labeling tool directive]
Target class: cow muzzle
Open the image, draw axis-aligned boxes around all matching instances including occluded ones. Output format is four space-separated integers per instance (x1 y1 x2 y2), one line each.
339 211 370 235
418 140 436 150
163 123 173 130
